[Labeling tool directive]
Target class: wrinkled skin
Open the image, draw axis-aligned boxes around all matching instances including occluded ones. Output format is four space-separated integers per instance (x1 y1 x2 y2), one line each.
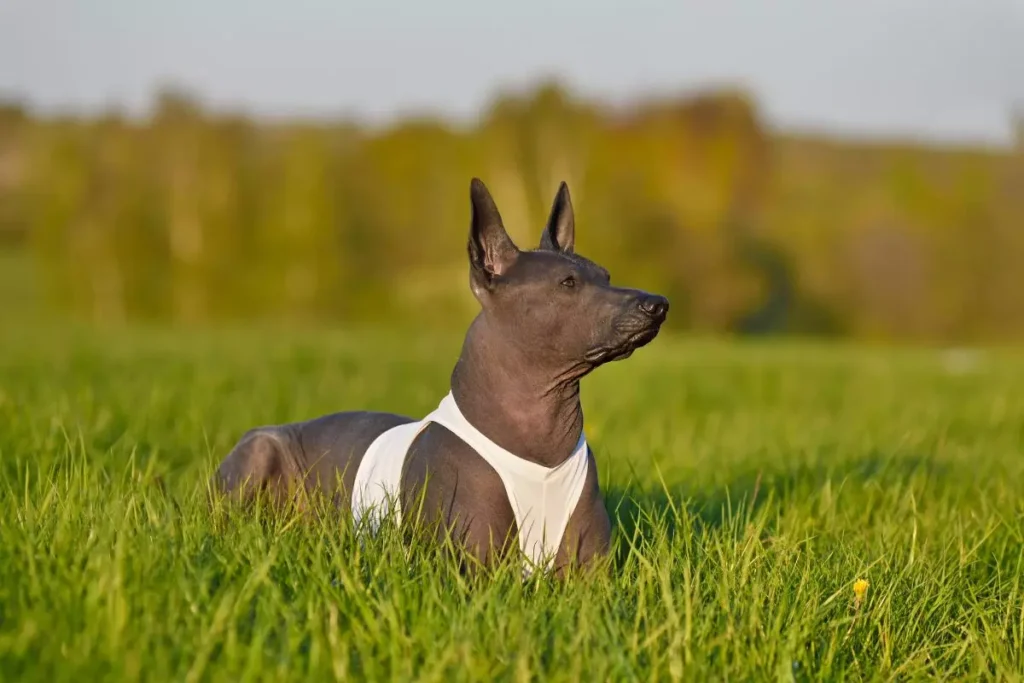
214 178 669 575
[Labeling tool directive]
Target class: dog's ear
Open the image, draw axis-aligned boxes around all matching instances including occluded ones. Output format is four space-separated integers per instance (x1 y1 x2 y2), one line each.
539 181 575 254
468 178 519 297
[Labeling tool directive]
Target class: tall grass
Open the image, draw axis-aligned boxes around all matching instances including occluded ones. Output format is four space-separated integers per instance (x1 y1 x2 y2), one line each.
1 326 1022 680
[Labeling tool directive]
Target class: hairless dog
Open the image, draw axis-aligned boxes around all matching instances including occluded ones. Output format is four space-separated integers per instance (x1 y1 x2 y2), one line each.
214 178 669 576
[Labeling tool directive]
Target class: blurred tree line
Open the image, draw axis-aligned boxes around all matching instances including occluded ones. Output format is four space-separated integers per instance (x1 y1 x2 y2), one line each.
1 83 1023 341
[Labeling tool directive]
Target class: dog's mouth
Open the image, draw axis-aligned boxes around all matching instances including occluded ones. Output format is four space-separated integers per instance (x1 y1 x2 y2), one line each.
626 326 661 348
584 320 665 364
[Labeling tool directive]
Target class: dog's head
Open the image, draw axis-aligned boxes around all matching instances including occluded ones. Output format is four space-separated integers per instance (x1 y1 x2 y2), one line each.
466 178 669 373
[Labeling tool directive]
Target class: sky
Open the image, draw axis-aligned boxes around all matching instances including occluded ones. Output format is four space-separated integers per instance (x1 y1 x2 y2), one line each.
2 0 1023 145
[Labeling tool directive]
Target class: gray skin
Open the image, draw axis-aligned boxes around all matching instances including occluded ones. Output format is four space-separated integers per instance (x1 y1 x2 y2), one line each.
214 178 669 575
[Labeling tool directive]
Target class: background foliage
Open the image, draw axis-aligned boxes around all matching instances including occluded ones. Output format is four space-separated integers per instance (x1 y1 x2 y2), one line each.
2 84 1023 341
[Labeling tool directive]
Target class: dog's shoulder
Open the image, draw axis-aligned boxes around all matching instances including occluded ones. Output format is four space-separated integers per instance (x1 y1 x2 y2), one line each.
553 445 611 574
400 422 517 563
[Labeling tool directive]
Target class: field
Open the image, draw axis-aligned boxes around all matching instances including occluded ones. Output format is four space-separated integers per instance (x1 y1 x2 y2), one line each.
1 323 1023 681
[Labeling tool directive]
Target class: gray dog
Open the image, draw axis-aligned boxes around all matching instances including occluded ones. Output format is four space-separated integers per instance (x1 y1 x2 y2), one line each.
214 178 669 576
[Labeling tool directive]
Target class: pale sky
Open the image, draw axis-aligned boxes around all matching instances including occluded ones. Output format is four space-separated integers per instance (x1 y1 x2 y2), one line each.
2 0 1023 145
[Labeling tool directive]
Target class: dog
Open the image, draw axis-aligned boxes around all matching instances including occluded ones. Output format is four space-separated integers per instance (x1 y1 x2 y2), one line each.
214 178 669 576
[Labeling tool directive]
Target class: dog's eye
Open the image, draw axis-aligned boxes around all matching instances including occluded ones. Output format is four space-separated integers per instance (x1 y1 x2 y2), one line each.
560 275 576 288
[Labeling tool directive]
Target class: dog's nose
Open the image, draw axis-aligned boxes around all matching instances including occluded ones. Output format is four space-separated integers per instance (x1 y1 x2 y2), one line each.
638 294 669 319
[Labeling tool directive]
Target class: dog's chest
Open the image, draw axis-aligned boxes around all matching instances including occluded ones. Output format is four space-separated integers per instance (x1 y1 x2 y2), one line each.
350 393 590 574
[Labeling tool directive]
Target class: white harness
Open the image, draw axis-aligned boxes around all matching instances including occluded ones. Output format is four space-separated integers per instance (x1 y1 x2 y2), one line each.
351 392 590 574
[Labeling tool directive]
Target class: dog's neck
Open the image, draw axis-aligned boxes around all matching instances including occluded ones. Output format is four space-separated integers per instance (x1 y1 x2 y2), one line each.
450 316 585 468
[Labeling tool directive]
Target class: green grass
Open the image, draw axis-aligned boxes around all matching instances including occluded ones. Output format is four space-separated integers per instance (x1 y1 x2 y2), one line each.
1 325 1023 681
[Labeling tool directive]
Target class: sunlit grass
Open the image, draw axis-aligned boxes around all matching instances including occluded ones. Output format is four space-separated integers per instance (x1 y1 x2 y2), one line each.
1 326 1023 681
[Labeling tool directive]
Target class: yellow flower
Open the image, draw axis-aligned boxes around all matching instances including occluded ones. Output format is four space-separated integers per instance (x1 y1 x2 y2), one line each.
853 578 869 602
